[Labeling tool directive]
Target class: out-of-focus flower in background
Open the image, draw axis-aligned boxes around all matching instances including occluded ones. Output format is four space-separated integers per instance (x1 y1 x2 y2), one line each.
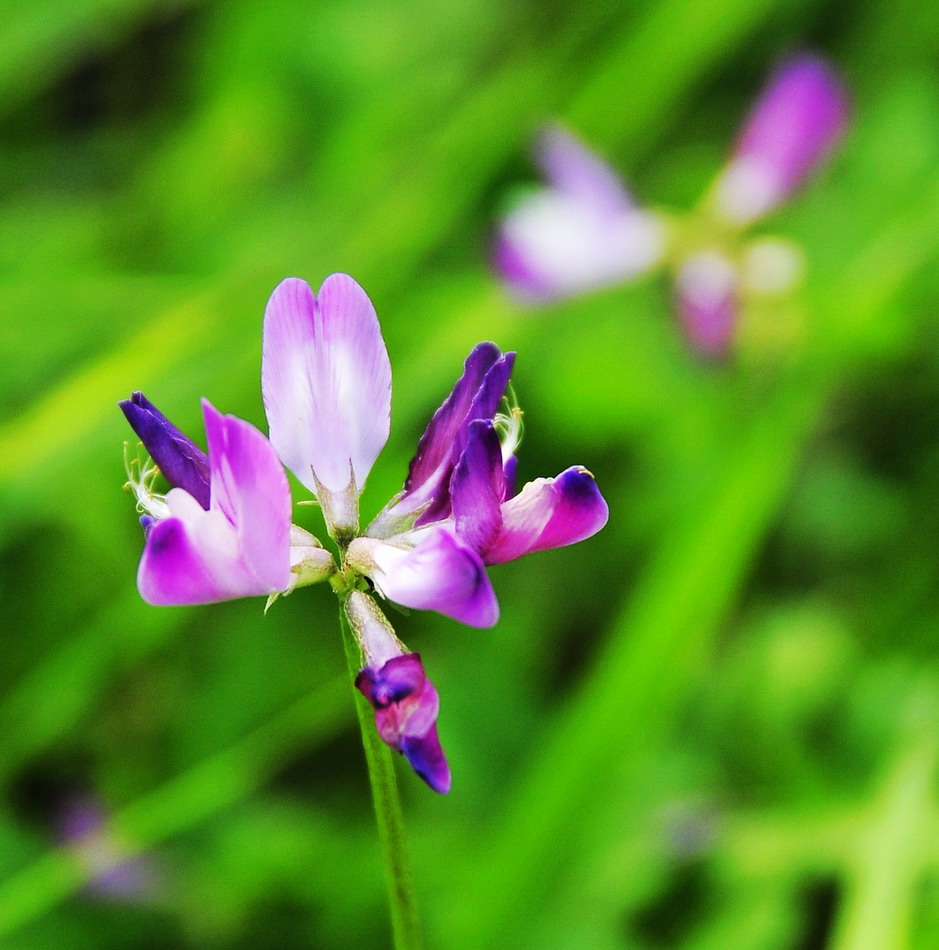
493 53 848 358
58 798 156 901
494 125 667 302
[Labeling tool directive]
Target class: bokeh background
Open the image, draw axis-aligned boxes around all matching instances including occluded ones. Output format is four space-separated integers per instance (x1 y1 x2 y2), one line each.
3 1 939 947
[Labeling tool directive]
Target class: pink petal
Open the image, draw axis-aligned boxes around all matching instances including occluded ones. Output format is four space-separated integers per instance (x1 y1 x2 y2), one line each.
138 492 265 604
485 467 609 564
350 532 500 628
262 274 391 494
716 55 848 223
202 401 292 591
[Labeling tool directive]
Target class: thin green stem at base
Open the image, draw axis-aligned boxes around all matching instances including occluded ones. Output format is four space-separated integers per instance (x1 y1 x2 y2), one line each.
338 602 424 950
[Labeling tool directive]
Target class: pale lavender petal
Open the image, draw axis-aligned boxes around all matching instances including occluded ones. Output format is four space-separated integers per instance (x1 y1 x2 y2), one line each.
674 252 738 357
495 193 665 302
450 420 504 553
350 531 499 628
262 274 391 494
119 392 210 509
484 467 608 565
202 400 292 592
716 54 848 223
535 124 634 212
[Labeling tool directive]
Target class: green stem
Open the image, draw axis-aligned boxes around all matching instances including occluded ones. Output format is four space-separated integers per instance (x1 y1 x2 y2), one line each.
338 600 424 950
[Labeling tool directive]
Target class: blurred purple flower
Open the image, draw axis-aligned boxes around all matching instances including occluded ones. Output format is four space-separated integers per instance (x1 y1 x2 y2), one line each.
492 54 849 360
713 54 849 225
494 125 665 301
58 798 154 900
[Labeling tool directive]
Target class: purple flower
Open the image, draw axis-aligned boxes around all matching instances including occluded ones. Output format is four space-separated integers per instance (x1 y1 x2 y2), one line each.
494 124 665 302
124 397 318 605
124 272 609 792
348 592 450 794
713 54 849 225
346 343 608 626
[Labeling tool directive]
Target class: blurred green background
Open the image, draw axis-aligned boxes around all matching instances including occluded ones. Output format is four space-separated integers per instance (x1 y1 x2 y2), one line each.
3 0 939 947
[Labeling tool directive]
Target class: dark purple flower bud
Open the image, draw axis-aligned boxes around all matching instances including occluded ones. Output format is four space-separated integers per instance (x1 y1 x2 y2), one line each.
119 392 211 509
356 653 451 794
403 343 515 525
715 54 849 224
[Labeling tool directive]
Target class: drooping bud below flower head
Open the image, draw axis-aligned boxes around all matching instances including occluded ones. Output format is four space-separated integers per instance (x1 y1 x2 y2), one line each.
674 251 739 358
713 54 848 225
356 653 450 795
346 592 451 794
119 392 210 509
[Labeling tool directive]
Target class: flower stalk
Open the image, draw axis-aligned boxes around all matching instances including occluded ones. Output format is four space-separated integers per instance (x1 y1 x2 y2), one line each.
337 595 424 950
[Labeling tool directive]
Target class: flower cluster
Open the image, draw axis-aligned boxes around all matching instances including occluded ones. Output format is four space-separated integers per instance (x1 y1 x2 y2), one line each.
121 274 608 792
494 53 849 357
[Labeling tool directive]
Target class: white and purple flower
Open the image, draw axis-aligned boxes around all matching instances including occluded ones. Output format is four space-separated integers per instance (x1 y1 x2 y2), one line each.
121 273 608 791
492 54 849 359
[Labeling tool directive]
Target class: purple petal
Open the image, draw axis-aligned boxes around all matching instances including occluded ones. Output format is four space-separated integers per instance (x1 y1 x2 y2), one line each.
503 455 519 500
450 420 505 552
535 124 634 213
716 54 848 223
674 252 738 357
119 392 210 509
137 407 292 606
262 274 391 494
495 128 665 302
350 531 499 628
355 653 451 794
402 725 451 795
484 466 609 565
137 509 233 605
403 343 515 526
405 342 502 496
201 401 293 592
